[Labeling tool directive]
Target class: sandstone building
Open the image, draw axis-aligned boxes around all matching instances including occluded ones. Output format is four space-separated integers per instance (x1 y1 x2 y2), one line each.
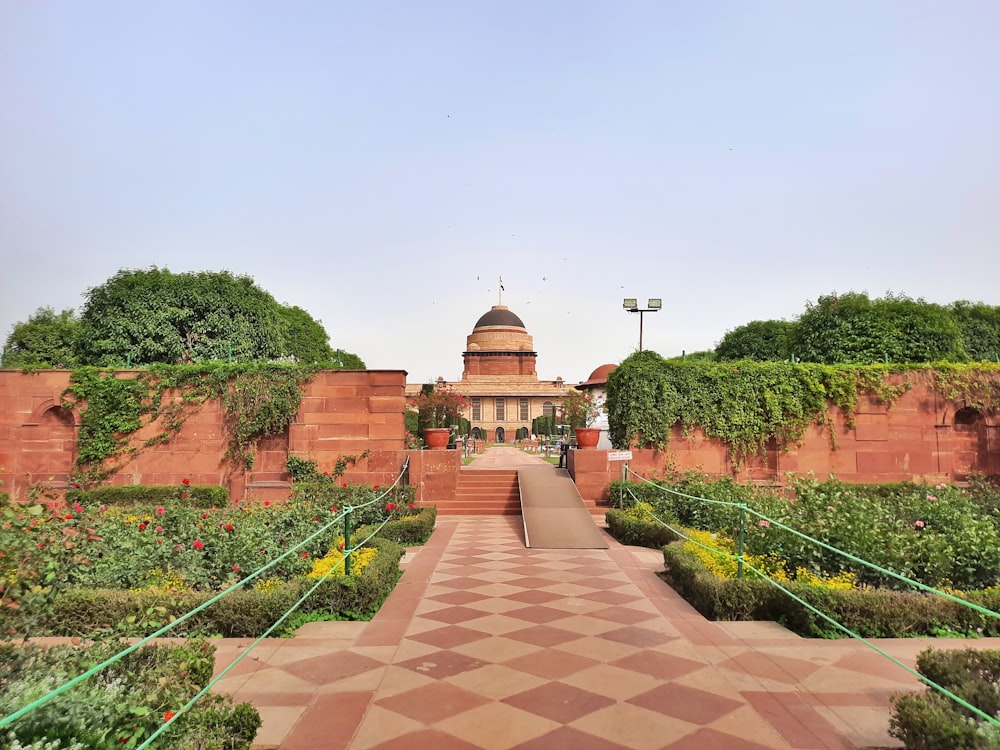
406 305 574 443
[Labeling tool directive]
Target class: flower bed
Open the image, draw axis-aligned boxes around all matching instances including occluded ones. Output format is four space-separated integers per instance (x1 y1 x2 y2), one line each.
0 638 260 749
605 472 1000 639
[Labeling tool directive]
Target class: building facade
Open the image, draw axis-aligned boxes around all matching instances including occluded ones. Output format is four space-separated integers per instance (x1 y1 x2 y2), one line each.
407 305 574 443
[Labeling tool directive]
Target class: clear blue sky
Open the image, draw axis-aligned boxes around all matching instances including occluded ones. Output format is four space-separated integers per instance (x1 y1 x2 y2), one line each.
2 1 998 384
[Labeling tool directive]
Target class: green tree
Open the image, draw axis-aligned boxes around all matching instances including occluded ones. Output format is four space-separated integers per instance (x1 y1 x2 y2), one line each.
2 307 80 369
715 320 796 361
276 305 335 363
77 268 288 366
950 300 1000 362
793 292 966 364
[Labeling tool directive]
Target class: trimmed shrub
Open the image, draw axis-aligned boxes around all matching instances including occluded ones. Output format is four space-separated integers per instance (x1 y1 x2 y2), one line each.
66 484 229 508
660 543 1000 639
355 507 437 546
0 538 406 638
605 508 678 548
890 647 1000 749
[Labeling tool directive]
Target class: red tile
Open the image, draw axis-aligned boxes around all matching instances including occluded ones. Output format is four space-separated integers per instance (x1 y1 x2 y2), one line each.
574 576 631 590
408 625 491 649
741 691 841 749
282 691 371 750
610 650 703 681
627 683 742 725
503 649 601 679
396 649 487 679
578 590 644 605
438 576 489 590
509 725 632 750
598 626 675 648
587 606 658 625
427 590 491 605
507 576 563 589
422 605 494 624
503 682 616 723
503 590 564 604
375 682 490 724
282 651 384 685
504 605 572 624
664 727 784 750
366 729 484 750
505 625 584 647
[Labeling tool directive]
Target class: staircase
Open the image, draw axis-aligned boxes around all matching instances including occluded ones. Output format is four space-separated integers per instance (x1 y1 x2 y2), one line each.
435 469 521 515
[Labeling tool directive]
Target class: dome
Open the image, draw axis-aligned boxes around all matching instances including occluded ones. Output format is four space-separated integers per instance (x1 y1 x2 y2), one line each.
577 363 617 388
473 306 525 330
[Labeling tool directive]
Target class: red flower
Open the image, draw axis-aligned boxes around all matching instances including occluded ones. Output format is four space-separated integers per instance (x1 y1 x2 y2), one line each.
193 539 204 550
201 512 209 519
373 484 380 490
385 502 397 511
181 492 189 499
330 506 338 513
72 502 84 513
341 482 348 488
164 711 175 722
313 516 320 522
182 478 190 486
263 501 271 507
37 542 44 549
408 503 415 510
138 523 147 531
64 514 73 520
155 507 165 515
301 552 309 558
338 541 345 550
225 523 234 532
231 565 240 573
71 482 81 489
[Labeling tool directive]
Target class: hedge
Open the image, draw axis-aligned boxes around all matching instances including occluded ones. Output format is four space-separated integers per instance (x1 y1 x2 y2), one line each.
605 508 678 549
1 537 406 638
659 543 1000 639
890 647 1000 749
66 484 230 508
355 507 437 546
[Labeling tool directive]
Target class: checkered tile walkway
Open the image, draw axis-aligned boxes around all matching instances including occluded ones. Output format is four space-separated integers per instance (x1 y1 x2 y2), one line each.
212 516 998 749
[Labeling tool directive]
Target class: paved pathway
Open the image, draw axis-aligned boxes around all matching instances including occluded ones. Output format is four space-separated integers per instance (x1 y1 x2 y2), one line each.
210 448 999 749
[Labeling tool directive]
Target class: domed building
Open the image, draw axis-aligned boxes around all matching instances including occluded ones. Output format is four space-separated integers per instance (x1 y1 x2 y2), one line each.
408 304 576 444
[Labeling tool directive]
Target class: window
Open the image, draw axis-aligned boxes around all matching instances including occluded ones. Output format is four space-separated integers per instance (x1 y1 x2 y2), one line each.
543 401 555 417
495 398 506 421
519 398 529 422
471 397 481 421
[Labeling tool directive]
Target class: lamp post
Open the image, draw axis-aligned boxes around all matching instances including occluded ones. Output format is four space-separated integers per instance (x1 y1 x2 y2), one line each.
623 298 662 352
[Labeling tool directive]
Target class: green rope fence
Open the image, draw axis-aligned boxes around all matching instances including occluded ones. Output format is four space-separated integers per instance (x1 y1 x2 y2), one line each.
0 460 411 741
621 466 1000 729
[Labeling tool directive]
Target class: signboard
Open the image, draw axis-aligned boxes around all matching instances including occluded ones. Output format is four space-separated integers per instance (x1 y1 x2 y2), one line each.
607 450 633 462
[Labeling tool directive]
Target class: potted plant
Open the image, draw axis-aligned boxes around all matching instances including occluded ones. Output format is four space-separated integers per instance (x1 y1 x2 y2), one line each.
408 384 469 450
559 389 604 449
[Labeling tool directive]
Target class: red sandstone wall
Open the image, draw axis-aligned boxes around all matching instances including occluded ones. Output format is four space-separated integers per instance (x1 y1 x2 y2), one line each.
568 375 999 505
0 369 435 503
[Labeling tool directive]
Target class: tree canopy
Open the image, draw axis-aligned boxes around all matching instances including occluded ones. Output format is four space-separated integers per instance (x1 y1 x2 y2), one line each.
711 292 994 365
3 268 364 369
1 307 80 369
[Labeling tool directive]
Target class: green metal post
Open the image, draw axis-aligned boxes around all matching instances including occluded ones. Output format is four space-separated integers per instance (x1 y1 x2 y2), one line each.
737 503 746 579
344 505 352 576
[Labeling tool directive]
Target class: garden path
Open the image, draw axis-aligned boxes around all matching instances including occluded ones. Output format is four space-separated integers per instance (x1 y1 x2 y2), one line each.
210 449 1000 749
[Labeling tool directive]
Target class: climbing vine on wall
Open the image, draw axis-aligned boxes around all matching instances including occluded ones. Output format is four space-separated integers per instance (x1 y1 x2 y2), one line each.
605 352 916 460
62 363 317 482
931 363 1000 413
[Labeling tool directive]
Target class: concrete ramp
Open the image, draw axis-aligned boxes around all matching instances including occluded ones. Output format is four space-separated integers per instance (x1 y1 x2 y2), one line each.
518 467 608 549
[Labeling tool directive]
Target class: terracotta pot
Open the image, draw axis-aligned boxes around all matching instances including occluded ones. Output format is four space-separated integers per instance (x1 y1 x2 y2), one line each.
574 427 601 450
424 428 451 450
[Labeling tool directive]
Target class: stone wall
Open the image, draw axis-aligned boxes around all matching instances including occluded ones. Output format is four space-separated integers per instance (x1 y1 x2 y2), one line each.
0 369 452 503
567 374 999 505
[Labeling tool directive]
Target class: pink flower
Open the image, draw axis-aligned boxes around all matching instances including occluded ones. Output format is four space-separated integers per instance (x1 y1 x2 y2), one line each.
927 495 937 502
935 483 947 490
72 502 84 513
759 519 770 528
914 520 925 529
193 539 204 550
155 525 164 533
155 507 165 515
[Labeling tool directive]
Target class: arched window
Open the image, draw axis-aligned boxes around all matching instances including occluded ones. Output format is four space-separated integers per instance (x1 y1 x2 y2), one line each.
495 426 506 443
954 407 982 432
